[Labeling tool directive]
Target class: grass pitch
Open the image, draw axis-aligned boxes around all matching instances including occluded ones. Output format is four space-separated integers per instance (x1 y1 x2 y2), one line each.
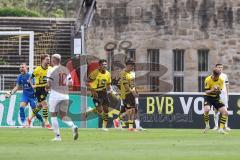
0 128 239 160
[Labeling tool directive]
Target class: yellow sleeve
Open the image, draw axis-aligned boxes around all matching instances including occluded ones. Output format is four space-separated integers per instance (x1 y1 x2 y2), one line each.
88 69 98 81
121 72 127 84
32 67 39 77
204 77 210 90
107 72 111 84
121 72 130 90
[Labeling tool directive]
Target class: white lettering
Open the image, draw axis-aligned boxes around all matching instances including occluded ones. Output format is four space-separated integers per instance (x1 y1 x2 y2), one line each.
193 97 204 115
180 97 193 114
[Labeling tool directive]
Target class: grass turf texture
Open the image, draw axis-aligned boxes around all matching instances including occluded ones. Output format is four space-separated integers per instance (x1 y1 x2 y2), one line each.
0 128 239 160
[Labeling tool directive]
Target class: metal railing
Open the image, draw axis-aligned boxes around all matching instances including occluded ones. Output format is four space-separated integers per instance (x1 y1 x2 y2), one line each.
0 74 18 91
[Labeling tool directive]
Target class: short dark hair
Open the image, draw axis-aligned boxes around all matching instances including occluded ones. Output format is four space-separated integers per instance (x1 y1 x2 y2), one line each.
40 54 49 62
125 59 135 66
213 68 221 77
98 59 107 64
215 63 223 67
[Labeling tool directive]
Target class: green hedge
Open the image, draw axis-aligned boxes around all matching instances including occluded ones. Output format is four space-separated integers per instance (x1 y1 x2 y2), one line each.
0 8 41 17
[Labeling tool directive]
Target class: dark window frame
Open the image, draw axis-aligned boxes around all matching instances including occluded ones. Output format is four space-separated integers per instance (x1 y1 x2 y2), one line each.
173 76 184 92
150 76 160 92
148 49 160 71
173 49 185 71
173 49 185 92
198 49 209 92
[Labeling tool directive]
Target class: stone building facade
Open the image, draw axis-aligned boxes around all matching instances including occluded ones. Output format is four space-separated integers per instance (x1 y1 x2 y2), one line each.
85 0 240 92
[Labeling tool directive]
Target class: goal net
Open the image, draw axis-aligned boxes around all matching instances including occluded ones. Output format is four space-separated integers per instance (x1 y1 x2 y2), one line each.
0 30 34 127
0 31 34 91
0 30 57 91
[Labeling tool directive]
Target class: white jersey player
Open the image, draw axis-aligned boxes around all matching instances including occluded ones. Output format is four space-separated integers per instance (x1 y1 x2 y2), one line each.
213 64 231 131
46 54 78 141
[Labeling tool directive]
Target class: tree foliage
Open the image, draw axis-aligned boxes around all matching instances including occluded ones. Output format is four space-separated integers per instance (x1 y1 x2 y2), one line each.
0 7 41 17
0 0 79 17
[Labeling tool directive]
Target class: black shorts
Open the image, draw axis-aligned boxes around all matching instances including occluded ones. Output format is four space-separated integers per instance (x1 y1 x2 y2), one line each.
123 93 136 109
119 101 127 113
204 96 225 110
35 87 48 102
93 90 110 107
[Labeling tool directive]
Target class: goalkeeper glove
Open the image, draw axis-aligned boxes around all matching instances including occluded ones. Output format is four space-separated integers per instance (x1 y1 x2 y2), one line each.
5 91 12 98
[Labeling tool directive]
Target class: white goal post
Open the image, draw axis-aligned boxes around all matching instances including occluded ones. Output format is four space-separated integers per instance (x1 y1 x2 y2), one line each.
0 31 34 73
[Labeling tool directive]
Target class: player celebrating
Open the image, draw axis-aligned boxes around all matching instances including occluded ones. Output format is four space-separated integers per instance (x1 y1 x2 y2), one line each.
28 54 51 129
213 63 231 131
87 59 112 131
46 54 78 141
203 68 229 134
119 59 138 131
5 63 44 127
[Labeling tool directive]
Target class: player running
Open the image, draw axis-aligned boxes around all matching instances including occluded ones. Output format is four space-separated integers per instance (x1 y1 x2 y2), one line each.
28 54 51 129
5 63 44 127
203 68 229 134
87 59 113 131
213 63 231 131
46 54 78 141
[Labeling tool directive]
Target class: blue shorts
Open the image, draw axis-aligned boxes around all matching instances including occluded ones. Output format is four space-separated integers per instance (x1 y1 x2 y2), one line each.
20 94 37 109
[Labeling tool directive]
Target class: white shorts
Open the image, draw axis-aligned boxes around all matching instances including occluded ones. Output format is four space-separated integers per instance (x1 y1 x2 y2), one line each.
220 94 228 108
49 95 69 113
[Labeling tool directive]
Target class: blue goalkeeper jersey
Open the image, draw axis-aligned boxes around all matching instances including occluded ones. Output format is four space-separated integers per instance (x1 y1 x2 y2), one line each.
16 72 35 98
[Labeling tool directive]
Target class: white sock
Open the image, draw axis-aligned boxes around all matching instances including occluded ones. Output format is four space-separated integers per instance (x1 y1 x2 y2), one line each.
51 117 60 137
135 97 139 105
225 118 228 128
62 116 74 128
213 112 219 127
135 119 140 129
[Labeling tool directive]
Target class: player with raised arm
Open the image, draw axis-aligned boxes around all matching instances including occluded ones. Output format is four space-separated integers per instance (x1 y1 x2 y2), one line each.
5 63 44 127
203 68 229 134
46 54 78 141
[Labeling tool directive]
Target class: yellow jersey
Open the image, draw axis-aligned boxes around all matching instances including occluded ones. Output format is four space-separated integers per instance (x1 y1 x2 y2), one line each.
88 69 111 91
120 70 135 99
32 66 52 87
204 75 224 97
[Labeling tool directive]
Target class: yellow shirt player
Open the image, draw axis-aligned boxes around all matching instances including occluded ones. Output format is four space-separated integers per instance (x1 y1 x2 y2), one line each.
119 59 137 131
28 54 52 129
203 68 229 134
120 70 135 100
89 69 111 91
32 54 51 102
204 75 224 98
87 59 112 131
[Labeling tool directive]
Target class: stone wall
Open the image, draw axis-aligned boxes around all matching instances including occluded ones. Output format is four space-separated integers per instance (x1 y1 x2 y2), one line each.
86 0 240 92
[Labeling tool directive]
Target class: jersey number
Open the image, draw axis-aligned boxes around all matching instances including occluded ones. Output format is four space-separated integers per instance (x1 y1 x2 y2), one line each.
59 73 67 86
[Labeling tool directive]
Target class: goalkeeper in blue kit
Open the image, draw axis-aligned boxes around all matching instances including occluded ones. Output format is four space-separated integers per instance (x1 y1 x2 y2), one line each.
5 63 44 127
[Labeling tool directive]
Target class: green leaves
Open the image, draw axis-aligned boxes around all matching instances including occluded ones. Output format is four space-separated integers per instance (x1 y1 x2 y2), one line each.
0 8 41 17
0 0 78 17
